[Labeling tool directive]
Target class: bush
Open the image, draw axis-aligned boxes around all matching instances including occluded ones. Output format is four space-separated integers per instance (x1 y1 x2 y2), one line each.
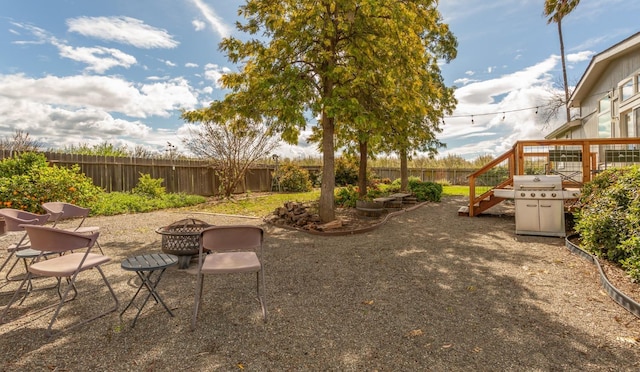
89 192 205 216
0 152 102 212
408 178 443 202
334 186 358 207
278 163 312 192
132 173 166 198
335 157 359 186
574 166 640 280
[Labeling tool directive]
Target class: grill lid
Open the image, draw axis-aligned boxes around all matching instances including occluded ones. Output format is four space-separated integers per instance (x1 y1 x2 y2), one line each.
513 175 562 190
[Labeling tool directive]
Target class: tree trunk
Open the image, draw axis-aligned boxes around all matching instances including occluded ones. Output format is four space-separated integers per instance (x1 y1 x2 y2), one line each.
358 140 368 198
400 147 408 192
319 112 336 223
557 19 571 125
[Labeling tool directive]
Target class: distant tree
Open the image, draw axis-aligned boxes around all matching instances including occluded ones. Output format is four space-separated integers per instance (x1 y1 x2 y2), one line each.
0 130 41 155
61 142 131 157
544 0 580 123
181 108 279 198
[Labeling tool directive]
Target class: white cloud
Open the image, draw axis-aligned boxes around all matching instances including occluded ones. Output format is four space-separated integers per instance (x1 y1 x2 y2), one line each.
566 50 594 63
0 73 199 119
0 96 153 149
192 19 206 31
438 56 563 159
203 63 231 89
66 16 179 49
54 42 137 73
185 62 199 68
189 0 232 38
454 77 478 86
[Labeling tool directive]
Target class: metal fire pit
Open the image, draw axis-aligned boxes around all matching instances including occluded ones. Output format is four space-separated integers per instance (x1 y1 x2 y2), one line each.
156 218 212 269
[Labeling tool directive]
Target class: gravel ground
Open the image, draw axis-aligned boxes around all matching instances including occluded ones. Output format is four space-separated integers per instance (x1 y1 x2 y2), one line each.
1 196 640 371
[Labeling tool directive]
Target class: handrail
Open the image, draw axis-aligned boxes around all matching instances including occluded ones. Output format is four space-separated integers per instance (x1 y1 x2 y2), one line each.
465 137 640 216
467 148 515 217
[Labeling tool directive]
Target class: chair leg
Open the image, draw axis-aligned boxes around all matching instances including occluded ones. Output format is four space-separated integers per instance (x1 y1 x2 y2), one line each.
45 266 119 337
1 273 31 323
257 269 267 321
191 273 204 331
95 240 104 255
3 254 21 281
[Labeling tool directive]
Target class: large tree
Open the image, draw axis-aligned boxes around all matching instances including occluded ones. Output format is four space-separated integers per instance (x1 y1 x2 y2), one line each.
544 0 580 123
210 0 456 222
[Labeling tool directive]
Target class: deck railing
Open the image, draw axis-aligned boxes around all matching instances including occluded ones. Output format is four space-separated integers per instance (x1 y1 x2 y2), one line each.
465 138 640 216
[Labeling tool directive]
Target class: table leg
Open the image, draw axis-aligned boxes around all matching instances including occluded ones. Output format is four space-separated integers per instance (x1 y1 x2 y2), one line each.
120 268 174 327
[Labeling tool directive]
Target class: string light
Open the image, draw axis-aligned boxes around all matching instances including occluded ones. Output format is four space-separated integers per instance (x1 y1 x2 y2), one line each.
442 104 548 122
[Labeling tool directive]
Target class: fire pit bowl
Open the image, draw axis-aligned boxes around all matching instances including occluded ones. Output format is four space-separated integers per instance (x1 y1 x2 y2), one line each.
155 218 212 269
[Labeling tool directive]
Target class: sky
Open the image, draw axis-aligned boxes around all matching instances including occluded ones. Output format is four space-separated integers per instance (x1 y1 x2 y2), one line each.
1 0 639 160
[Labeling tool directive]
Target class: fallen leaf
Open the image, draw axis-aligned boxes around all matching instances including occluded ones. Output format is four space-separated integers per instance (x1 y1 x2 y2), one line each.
617 336 639 344
442 343 453 349
237 363 245 369
362 300 374 305
473 346 482 353
407 329 423 337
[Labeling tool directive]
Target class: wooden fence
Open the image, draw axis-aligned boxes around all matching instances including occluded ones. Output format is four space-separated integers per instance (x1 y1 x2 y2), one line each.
0 151 478 196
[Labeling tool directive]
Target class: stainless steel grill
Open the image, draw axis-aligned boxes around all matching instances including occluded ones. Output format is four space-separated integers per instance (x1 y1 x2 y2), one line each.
495 175 580 237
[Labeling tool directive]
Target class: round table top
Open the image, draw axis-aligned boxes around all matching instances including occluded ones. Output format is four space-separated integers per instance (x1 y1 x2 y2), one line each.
121 253 178 271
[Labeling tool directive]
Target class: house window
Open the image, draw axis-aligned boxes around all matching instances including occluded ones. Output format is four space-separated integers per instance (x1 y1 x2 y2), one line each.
621 79 634 101
625 111 635 137
598 96 611 138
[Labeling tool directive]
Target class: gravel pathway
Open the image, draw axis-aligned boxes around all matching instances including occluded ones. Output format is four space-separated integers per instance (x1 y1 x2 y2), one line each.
1 196 639 371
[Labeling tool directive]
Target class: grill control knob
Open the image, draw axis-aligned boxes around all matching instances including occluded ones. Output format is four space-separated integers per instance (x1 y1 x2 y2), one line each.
520 192 526 197
541 193 546 197
530 193 535 197
551 193 557 198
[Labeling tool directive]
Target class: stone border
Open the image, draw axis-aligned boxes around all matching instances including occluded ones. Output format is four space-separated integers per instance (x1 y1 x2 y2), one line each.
565 234 640 319
265 202 428 236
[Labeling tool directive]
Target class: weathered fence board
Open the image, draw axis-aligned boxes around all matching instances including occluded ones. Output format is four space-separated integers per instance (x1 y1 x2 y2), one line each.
0 150 478 196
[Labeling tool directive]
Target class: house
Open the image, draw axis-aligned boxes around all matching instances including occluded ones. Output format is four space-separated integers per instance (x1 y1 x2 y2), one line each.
546 32 640 141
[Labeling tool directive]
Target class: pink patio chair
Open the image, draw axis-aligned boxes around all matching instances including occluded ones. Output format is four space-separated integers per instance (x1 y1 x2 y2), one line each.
41 202 104 254
0 225 119 337
0 209 50 281
191 225 266 330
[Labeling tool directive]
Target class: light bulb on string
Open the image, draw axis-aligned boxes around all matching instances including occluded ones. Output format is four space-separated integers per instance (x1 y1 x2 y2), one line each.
471 115 474 125
502 112 505 121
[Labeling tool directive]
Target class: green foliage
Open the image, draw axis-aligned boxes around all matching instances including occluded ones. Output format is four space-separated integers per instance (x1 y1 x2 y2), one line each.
335 157 359 186
408 179 443 202
334 186 358 208
0 152 102 212
574 166 640 279
132 173 166 198
0 152 48 177
89 192 205 216
278 163 312 192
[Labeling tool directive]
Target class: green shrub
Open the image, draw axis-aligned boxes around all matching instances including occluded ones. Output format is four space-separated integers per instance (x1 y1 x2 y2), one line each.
132 173 166 198
409 179 443 202
278 163 312 192
574 166 640 279
335 157 359 186
89 192 205 216
0 152 102 212
0 152 48 177
334 186 358 207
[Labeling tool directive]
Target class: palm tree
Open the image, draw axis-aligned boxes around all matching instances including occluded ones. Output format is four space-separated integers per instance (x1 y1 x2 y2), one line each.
543 0 580 123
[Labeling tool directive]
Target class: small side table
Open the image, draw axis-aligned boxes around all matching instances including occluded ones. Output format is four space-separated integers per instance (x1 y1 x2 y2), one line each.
120 253 178 327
